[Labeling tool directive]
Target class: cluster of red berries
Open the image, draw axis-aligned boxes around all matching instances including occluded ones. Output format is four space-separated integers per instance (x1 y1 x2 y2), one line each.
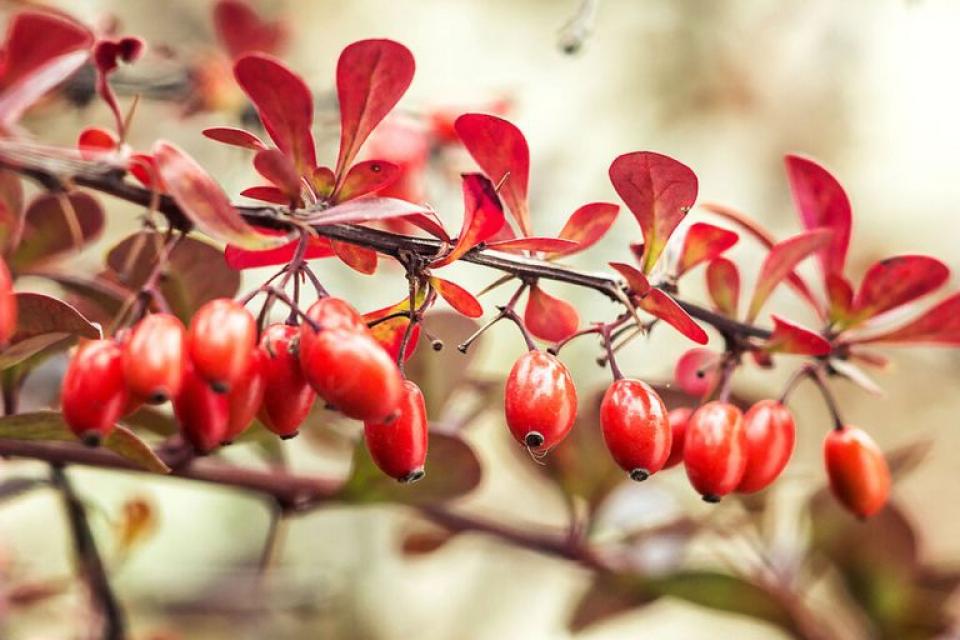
60 297 428 483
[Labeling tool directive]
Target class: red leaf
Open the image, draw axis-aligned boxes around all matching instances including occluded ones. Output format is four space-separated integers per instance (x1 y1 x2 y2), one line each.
153 141 288 250
554 202 620 255
454 114 531 235
609 262 651 297
253 148 301 199
825 273 854 325
76 126 117 159
430 277 483 318
486 237 578 253
225 232 333 270
701 201 823 318
363 294 425 362
202 126 267 151
764 315 830 356
608 152 698 273
234 54 315 174
213 0 287 59
431 174 505 267
335 40 415 181
330 239 377 275
524 284 579 343
746 228 833 323
848 292 960 346
0 11 92 126
853 255 949 319
335 160 400 202
128 154 162 191
784 155 852 277
304 197 438 228
240 186 288 204
9 191 104 271
402 211 450 242
706 257 740 318
675 222 738 276
638 288 708 344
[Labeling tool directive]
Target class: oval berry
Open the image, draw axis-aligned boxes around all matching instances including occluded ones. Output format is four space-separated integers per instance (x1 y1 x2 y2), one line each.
663 407 692 469
173 362 229 454
683 401 746 502
600 379 670 481
504 350 578 451
123 313 186 403
186 298 256 392
299 329 403 421
299 296 368 354
736 399 796 493
61 339 129 445
0 257 15 345
674 348 720 397
223 348 267 444
364 380 429 482
824 426 890 518
258 323 315 438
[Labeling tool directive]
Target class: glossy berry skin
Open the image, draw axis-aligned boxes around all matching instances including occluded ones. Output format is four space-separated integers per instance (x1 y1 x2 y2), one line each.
61 340 129 445
299 296 368 354
0 257 15 345
223 348 266 444
674 348 719 397
299 329 403 421
663 407 693 469
737 400 796 493
600 379 671 481
824 426 891 518
186 298 256 393
173 362 229 454
683 401 747 502
504 350 578 451
122 313 186 403
364 380 429 482
258 324 315 438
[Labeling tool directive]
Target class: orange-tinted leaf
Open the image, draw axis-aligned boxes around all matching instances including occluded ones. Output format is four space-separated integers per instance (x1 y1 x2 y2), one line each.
524 284 579 342
639 288 708 344
10 191 104 271
701 201 823 317
706 257 739 318
849 292 960 346
0 11 92 126
430 277 482 318
213 0 287 59
431 174 505 267
0 169 24 254
454 114 531 235
746 228 833 323
335 40 415 180
225 231 334 269
555 202 620 255
305 197 437 227
253 148 301 199
363 292 425 362
609 262 651 297
853 255 949 320
202 126 267 150
335 160 400 202
764 315 830 356
785 155 852 277
609 152 698 273
234 53 315 174
240 186 288 204
486 236 578 253
826 272 855 325
312 166 335 198
154 141 288 250
676 222 738 276
330 239 377 274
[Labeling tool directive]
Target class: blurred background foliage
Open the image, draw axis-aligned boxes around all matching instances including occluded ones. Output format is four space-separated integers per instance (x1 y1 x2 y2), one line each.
1 0 959 638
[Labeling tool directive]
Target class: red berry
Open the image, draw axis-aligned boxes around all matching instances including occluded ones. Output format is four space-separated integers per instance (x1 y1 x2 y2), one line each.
504 350 578 451
173 362 229 454
61 339 129 445
299 329 403 421
737 400 796 493
364 380 429 482
122 313 186 403
0 257 15 345
258 323 315 438
299 296 368 354
600 379 670 481
824 426 890 518
186 298 256 392
663 407 692 469
223 348 267 444
683 401 746 502
674 348 720 397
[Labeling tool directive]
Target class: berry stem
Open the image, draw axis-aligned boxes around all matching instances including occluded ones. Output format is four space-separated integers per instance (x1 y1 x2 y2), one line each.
457 283 530 353
600 324 624 380
807 366 846 431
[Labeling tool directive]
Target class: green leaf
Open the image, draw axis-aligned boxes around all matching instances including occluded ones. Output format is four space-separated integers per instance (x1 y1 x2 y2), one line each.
0 411 170 473
0 293 100 370
122 406 178 437
9 191 104 271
